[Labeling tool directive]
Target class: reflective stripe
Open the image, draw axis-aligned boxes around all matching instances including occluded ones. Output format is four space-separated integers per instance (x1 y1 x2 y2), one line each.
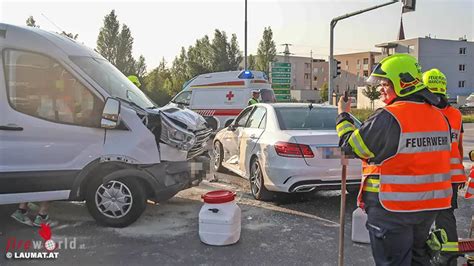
348 129 374 159
398 131 451 154
450 158 462 164
450 169 465 176
362 178 380 192
379 188 452 201
336 121 355 137
381 173 451 185
441 242 459 252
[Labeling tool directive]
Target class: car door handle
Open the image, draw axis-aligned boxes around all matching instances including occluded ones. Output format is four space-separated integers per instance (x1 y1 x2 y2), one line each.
0 124 24 131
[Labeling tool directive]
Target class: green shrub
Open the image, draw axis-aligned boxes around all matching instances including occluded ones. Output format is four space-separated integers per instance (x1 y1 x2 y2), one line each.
351 109 375 122
463 115 474 123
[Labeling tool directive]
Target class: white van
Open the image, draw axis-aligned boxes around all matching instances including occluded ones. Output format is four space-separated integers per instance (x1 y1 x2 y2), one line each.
169 71 276 131
0 23 211 227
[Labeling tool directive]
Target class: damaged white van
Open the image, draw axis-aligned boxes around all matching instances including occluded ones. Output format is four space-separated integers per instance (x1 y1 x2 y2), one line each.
0 23 211 227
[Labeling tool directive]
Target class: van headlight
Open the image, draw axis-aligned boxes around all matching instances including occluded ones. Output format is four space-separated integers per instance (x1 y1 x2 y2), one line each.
160 115 196 151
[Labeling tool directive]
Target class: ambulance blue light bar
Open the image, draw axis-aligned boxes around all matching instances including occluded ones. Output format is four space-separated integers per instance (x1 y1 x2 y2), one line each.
238 70 254 79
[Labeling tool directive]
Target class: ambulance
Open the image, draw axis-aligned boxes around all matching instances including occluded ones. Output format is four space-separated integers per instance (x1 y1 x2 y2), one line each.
169 70 276 131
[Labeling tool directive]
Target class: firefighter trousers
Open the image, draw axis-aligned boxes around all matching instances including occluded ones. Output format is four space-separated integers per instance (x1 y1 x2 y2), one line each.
366 206 438 266
435 183 460 242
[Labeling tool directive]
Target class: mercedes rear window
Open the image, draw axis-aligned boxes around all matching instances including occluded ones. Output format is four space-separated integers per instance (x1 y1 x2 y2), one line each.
275 107 337 130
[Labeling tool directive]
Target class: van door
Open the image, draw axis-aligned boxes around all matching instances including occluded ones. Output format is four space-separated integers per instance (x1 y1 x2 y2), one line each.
0 49 104 204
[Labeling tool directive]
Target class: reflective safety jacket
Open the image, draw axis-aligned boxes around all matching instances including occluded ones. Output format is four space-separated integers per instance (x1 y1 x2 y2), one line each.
248 98 259 106
337 100 452 212
438 106 466 183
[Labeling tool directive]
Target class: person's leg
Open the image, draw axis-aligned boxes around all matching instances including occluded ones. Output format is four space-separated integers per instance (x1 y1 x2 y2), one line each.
435 184 459 241
366 206 414 266
33 202 55 227
11 202 32 225
411 211 438 266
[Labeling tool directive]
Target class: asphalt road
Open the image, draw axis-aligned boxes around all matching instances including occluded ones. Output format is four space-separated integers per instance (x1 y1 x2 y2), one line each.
0 124 473 266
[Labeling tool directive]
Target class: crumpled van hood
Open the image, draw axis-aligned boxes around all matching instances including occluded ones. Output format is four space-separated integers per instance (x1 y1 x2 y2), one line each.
150 104 208 132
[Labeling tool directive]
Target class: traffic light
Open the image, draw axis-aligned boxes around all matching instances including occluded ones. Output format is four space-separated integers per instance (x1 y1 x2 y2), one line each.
333 59 341 78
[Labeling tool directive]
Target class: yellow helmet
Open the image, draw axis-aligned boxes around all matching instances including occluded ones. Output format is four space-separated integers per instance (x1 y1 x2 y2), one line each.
368 54 425 97
422 68 447 96
127 75 141 87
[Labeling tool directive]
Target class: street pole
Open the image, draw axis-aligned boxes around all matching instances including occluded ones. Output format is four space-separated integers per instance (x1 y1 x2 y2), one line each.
244 0 248 70
328 0 398 105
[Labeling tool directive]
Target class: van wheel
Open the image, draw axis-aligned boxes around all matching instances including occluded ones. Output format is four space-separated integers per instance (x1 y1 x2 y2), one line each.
85 175 146 228
213 141 225 172
249 157 273 201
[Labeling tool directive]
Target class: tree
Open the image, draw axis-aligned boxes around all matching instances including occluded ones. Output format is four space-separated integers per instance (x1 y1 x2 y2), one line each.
170 47 190 96
115 24 135 75
187 36 213 78
211 30 230 71
97 10 120 65
134 55 147 80
26 16 39 27
247 54 256 70
256 27 276 75
143 58 173 106
227 34 243 70
97 10 138 76
363 85 381 110
320 83 329 103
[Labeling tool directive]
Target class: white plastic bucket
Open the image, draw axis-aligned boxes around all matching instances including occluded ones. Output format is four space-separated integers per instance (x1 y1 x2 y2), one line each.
199 190 241 246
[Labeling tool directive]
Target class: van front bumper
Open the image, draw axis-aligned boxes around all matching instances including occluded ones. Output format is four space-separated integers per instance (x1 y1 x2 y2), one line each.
142 155 210 202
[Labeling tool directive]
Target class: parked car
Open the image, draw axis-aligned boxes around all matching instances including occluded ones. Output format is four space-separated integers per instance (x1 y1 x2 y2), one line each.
213 103 362 200
0 23 211 227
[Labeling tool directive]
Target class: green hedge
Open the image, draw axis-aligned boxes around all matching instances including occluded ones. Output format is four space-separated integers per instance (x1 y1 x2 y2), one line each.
351 109 375 122
463 115 474 123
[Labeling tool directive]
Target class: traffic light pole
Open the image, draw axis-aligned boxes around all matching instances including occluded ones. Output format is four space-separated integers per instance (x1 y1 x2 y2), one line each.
328 0 399 105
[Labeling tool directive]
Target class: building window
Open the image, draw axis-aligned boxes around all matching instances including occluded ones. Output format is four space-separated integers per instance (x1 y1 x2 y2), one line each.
356 59 360 70
459 64 466 71
363 58 369 65
304 73 310 80
363 70 369 77
314 76 318 81
459 80 465 88
407 45 414 54
305 63 311 69
459 47 466 54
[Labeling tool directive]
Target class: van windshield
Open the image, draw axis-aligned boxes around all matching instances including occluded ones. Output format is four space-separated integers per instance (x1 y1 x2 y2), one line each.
260 89 276 103
70 56 155 109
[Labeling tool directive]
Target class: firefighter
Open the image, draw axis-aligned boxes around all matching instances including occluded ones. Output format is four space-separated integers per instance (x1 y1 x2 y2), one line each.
248 90 260 105
128 75 141 88
336 54 452 265
423 69 467 259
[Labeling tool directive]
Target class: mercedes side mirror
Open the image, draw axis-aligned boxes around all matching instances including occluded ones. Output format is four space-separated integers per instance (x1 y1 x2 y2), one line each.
101 98 121 129
469 150 474 162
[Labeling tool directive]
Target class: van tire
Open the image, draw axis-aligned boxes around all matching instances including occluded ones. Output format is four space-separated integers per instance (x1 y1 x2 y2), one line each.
85 174 147 228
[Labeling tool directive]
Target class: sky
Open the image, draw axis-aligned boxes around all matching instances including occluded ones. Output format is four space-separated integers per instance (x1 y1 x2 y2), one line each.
1 0 473 71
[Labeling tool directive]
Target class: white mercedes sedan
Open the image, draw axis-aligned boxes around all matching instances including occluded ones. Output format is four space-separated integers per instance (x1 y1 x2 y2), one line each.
213 103 362 200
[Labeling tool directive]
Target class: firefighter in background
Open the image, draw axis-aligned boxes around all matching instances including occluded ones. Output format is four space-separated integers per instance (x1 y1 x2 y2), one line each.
128 75 141 88
467 151 474 199
423 69 467 256
248 90 260 105
336 54 452 265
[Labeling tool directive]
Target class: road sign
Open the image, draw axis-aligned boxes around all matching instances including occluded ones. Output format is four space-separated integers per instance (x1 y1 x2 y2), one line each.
271 73 291 78
273 89 290 95
276 94 291 101
271 67 291 73
272 62 291 68
272 84 290 89
272 78 291 84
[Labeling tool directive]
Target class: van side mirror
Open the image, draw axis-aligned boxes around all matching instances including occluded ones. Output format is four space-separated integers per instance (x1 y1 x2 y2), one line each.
101 98 121 129
469 150 474 162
